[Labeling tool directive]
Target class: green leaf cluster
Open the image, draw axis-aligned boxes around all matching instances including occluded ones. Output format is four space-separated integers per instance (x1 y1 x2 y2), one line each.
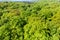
0 1 60 40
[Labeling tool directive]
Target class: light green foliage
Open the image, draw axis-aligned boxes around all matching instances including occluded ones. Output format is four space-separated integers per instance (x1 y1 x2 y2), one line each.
0 0 60 40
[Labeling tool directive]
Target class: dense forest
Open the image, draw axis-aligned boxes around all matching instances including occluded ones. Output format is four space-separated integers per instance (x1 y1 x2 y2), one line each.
0 0 60 40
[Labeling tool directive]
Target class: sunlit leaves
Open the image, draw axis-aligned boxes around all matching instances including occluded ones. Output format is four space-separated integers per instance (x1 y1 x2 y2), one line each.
0 1 60 40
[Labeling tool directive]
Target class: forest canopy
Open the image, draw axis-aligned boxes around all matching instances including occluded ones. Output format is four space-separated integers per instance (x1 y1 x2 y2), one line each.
0 0 60 40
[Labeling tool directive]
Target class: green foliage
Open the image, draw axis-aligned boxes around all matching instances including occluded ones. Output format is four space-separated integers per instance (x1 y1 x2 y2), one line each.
0 0 60 40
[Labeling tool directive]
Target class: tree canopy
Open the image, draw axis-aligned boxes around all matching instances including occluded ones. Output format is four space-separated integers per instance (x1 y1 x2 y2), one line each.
0 0 60 40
